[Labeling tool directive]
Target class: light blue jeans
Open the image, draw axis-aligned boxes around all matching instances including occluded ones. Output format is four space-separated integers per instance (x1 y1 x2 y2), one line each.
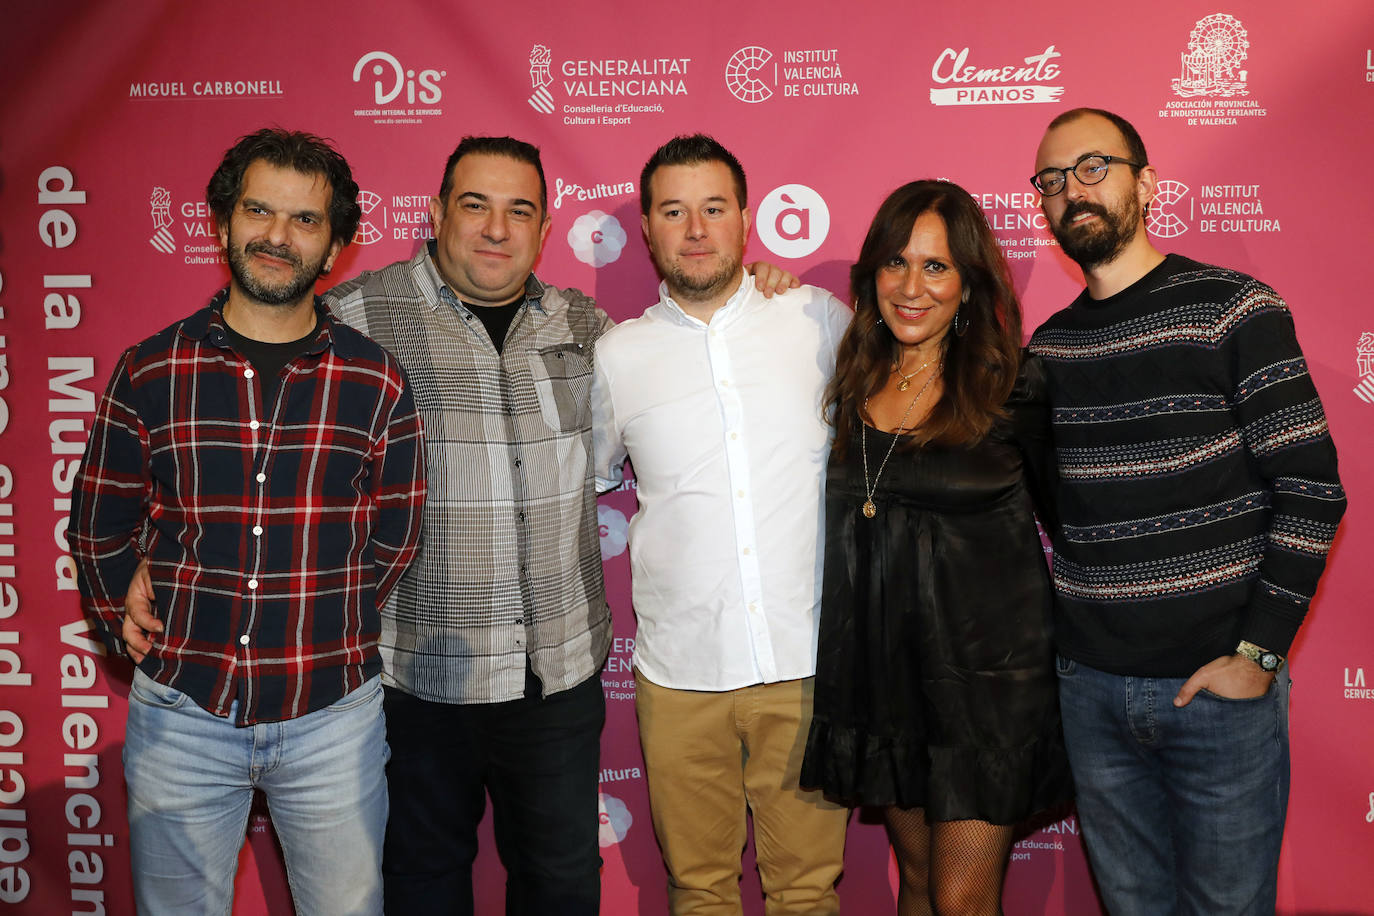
1056 656 1290 916
123 670 388 915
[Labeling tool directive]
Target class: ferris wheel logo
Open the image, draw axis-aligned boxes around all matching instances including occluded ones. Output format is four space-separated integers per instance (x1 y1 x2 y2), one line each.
725 46 775 103
1146 180 1190 239
1171 14 1250 98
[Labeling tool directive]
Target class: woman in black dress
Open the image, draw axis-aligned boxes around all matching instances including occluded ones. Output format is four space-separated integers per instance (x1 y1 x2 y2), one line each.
801 180 1071 915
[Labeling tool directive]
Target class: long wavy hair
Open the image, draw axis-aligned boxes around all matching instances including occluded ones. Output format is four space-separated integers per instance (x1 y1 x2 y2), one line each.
827 180 1023 454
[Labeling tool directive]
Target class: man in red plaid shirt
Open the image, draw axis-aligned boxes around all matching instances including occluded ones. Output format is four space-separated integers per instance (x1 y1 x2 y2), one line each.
67 129 427 916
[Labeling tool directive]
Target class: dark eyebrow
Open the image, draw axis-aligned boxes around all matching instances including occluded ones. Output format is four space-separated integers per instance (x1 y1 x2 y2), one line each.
240 196 326 222
657 195 730 209
457 190 539 211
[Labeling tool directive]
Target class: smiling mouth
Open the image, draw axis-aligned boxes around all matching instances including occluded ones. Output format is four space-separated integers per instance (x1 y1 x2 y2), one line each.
891 303 931 319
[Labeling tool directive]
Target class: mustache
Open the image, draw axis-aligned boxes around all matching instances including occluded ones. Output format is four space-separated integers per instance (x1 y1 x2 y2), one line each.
244 240 303 266
1060 201 1110 226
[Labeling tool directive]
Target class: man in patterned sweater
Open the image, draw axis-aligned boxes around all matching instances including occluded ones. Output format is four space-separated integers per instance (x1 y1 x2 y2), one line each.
1027 108 1345 914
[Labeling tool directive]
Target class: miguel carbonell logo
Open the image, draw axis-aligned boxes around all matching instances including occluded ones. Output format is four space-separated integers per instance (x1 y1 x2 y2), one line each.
1159 14 1266 126
351 51 445 125
723 45 859 104
1355 334 1374 403
755 185 830 259
129 78 284 99
928 45 1064 106
528 43 682 127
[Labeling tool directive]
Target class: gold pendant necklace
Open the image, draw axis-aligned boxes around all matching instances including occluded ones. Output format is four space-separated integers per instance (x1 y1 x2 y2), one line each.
893 355 934 392
861 364 939 518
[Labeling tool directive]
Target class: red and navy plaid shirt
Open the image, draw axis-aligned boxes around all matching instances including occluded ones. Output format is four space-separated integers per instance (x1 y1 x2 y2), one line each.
68 292 426 725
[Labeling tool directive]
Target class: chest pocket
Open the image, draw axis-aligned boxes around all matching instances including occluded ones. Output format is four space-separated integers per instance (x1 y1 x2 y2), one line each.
528 343 592 433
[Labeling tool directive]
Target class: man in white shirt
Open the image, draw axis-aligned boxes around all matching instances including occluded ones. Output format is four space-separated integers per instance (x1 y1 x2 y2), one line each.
592 134 851 915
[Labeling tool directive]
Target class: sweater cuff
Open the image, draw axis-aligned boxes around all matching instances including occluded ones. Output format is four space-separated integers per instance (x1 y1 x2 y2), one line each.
1240 586 1309 659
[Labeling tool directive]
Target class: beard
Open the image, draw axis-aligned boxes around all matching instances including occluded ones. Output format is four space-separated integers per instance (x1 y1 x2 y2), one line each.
226 238 327 306
655 248 742 304
1051 192 1142 270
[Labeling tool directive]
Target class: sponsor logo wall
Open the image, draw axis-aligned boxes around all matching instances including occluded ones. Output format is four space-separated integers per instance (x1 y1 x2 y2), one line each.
3 1 1372 913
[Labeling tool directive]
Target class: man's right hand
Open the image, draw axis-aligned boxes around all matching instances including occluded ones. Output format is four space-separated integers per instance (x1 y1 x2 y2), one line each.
122 559 164 664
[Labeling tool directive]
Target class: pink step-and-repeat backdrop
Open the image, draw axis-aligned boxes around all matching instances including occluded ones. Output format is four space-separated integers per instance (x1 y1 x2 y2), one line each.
3 1 1372 912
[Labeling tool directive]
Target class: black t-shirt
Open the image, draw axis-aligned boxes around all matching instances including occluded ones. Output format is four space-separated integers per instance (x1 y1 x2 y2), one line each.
223 322 317 407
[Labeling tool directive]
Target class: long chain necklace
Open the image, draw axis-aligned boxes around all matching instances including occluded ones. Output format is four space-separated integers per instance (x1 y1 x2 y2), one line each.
861 363 939 518
893 354 934 392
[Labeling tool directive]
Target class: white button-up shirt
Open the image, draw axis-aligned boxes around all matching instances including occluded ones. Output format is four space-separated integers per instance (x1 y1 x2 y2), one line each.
593 277 851 691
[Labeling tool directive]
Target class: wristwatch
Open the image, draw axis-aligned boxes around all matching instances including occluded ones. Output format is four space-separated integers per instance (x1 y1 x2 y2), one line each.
1236 640 1284 672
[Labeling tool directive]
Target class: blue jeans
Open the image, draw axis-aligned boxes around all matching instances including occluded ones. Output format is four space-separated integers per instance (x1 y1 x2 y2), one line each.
381 673 605 916
123 670 388 915
1056 656 1290 916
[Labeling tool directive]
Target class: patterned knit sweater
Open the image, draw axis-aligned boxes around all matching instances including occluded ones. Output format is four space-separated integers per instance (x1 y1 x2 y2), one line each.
1029 254 1345 677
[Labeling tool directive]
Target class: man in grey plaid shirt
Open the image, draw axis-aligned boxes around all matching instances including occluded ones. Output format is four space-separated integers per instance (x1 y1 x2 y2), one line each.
326 136 610 916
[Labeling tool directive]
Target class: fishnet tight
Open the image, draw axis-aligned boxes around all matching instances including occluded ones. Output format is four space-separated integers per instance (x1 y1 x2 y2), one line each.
884 806 1015 916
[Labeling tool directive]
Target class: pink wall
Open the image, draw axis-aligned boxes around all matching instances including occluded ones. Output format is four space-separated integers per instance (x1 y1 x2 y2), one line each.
3 1 1371 912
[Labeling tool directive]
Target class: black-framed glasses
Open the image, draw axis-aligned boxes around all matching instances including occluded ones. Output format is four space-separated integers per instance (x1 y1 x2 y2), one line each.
1029 155 1143 196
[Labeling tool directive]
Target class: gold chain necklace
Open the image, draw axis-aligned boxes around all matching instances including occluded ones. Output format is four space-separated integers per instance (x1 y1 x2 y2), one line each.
893 355 934 392
860 364 939 518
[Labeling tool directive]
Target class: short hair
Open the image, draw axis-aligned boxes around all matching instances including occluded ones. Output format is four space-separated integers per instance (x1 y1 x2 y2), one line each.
827 180 1024 451
207 128 360 247
437 136 547 214
640 134 747 215
1047 107 1150 172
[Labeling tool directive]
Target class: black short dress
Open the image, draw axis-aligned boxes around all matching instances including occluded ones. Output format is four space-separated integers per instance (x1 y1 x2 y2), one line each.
801 356 1072 823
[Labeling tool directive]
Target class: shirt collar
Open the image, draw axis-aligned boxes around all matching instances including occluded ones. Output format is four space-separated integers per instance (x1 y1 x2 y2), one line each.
181 288 354 359
656 272 753 328
421 239 547 314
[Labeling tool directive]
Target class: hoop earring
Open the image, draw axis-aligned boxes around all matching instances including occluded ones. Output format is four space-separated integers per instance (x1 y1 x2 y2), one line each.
953 306 969 337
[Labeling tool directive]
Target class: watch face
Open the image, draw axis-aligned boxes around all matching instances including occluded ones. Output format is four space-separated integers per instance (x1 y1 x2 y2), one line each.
1260 652 1280 671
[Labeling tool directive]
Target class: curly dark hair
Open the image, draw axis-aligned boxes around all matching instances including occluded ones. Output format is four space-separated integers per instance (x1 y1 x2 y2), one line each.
827 180 1023 453
206 128 360 247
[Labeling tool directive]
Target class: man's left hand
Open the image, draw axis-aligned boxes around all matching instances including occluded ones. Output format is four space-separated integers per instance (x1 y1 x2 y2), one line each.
1174 654 1275 707
746 261 801 298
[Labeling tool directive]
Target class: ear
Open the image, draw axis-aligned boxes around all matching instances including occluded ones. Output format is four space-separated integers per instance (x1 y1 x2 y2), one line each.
217 216 229 252
741 206 752 242
428 195 445 234
322 237 345 276
1136 163 1159 212
641 212 651 245
536 213 552 257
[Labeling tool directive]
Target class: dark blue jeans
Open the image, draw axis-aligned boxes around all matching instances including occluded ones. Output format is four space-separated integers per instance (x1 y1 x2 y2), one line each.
381 674 605 916
1056 656 1290 916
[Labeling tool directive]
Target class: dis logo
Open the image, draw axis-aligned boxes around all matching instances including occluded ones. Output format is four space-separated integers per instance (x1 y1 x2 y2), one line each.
352 51 444 105
755 184 830 259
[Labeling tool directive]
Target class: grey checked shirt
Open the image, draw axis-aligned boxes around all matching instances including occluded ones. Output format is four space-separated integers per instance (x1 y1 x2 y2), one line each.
327 246 612 703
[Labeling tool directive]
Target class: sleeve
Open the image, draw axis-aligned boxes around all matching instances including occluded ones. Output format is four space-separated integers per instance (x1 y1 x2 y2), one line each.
368 361 427 606
66 348 151 658
1010 352 1060 540
591 347 628 494
1226 282 1346 656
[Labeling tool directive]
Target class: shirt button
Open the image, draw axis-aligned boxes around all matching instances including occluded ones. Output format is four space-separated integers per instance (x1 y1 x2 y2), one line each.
256 472 266 483
514 458 522 468
736 489 745 498
248 579 259 590
730 432 738 440
244 368 255 379
252 525 263 536
741 547 751 556
720 379 730 387
249 420 260 431
515 617 524 625
239 635 250 646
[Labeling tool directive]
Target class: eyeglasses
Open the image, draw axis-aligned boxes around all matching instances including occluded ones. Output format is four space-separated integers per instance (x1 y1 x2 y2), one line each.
1029 155 1143 197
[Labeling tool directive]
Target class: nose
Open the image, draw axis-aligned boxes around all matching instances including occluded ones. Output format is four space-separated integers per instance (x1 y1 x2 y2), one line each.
900 266 924 299
483 208 510 242
685 211 707 239
1064 172 1089 202
264 213 292 246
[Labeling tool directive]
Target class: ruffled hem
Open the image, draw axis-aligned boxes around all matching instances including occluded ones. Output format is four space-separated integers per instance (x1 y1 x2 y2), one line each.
800 717 1073 824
